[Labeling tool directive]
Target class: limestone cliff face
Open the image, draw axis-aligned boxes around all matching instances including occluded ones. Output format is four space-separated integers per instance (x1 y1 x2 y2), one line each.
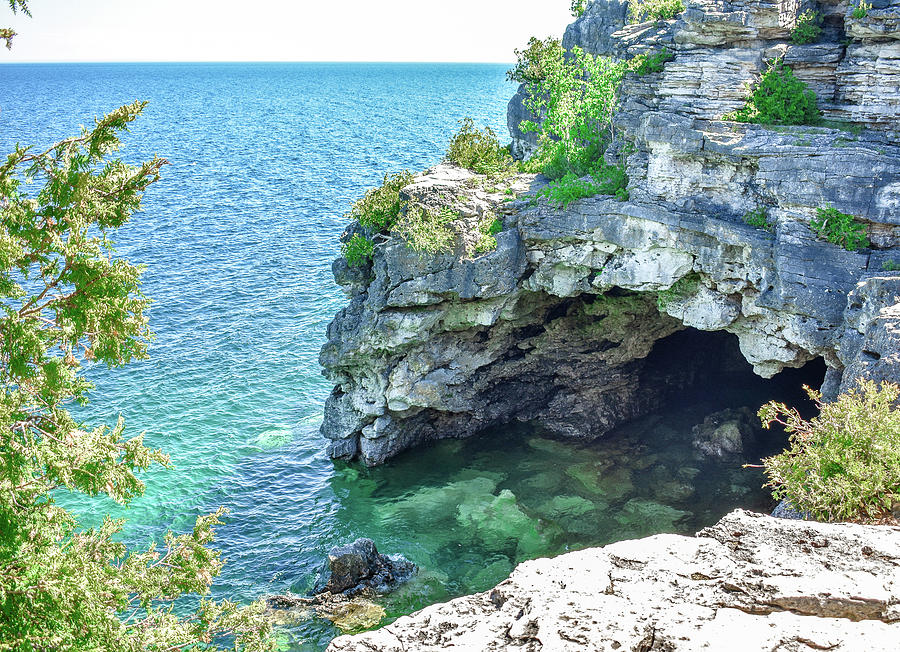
320 0 900 466
326 510 900 651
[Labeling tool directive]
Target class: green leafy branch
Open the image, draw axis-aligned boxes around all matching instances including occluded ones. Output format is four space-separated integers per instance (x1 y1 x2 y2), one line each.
0 102 274 651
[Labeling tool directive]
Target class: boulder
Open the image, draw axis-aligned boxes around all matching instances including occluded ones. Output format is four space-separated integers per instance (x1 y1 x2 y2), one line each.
323 538 416 595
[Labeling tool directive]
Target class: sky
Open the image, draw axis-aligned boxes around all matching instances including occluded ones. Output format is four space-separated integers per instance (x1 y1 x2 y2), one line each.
0 0 575 63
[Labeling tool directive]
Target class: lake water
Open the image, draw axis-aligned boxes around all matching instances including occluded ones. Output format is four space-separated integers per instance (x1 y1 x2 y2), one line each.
1 63 785 650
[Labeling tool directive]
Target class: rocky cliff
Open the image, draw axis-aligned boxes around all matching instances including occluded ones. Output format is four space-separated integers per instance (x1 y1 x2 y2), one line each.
320 0 900 466
326 510 900 651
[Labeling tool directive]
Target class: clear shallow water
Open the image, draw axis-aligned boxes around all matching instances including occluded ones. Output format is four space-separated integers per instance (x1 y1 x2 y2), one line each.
3 62 785 650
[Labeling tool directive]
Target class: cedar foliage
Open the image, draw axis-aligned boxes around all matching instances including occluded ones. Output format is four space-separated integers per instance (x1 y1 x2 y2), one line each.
726 58 820 126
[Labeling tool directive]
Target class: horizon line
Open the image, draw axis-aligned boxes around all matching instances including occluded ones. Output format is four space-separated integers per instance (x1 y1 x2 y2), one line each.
0 59 517 65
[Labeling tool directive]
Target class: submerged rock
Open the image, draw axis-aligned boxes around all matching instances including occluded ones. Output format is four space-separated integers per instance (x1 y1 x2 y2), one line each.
691 407 759 459
317 598 386 633
266 591 386 634
566 461 634 502
377 476 499 526
255 425 294 449
327 510 900 651
536 494 603 535
615 498 691 537
455 489 553 559
537 494 596 520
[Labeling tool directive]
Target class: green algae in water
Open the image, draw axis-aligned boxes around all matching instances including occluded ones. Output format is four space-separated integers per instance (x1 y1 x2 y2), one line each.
256 425 296 450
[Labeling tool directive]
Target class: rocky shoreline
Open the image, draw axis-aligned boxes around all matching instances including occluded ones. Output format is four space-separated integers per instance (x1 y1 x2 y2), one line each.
326 510 900 651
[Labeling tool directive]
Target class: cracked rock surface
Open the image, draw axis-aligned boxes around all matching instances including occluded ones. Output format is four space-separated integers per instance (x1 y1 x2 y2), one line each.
326 510 900 651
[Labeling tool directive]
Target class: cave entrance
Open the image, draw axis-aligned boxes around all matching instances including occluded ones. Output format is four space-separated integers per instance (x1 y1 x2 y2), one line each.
638 327 828 429
625 326 828 470
519 327 830 535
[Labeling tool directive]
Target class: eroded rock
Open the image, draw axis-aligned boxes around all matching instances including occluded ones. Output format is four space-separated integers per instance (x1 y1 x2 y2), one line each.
321 0 900 466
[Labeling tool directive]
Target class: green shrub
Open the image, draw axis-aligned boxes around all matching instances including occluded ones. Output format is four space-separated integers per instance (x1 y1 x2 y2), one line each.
628 0 685 23
810 205 869 251
883 260 900 272
657 273 700 310
851 1 871 19
743 206 773 232
342 233 375 266
538 173 603 208
630 47 675 76
347 171 414 232
570 0 589 17
759 381 900 523
725 58 820 126
538 162 628 208
507 36 565 84
396 205 457 254
596 162 629 197
0 101 275 651
474 215 503 253
520 44 628 180
446 117 513 176
791 10 822 44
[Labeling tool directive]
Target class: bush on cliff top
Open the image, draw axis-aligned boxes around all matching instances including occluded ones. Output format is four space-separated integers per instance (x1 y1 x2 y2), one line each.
519 44 628 181
628 0 685 23
759 381 900 523
341 171 414 266
725 58 820 126
396 205 458 254
507 36 565 84
348 170 414 232
570 0 589 18
446 117 513 177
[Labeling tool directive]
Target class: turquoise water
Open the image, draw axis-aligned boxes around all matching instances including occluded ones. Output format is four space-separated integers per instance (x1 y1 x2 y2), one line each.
2 63 787 650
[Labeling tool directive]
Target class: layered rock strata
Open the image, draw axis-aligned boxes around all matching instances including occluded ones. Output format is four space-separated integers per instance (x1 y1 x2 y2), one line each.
320 156 900 464
326 510 900 651
320 0 900 466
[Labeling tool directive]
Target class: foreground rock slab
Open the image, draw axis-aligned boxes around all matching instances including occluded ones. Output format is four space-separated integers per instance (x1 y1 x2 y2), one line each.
327 510 900 651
